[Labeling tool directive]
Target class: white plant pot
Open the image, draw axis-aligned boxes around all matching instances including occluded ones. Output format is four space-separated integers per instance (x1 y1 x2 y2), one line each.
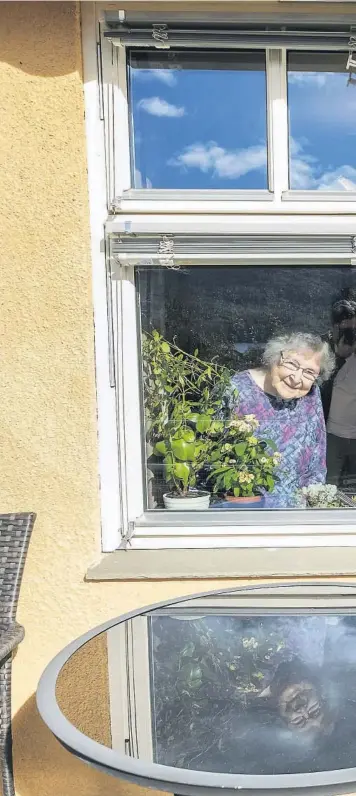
163 491 210 511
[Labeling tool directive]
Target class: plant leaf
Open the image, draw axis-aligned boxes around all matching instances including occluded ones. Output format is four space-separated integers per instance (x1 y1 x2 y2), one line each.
263 438 277 452
196 415 211 433
154 440 167 456
173 462 190 487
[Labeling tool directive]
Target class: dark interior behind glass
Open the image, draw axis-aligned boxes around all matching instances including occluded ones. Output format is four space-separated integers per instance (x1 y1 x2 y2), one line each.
137 265 356 509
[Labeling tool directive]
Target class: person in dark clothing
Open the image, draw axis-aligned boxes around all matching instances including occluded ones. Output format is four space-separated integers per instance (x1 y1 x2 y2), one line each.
321 298 356 487
321 298 356 422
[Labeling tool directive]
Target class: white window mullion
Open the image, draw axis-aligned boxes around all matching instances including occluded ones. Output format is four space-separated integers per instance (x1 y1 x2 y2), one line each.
100 33 115 205
101 33 131 203
81 3 122 553
113 44 131 197
111 260 145 535
266 48 289 202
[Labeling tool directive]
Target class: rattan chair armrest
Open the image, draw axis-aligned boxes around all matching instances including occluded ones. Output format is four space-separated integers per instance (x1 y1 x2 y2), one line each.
0 623 25 664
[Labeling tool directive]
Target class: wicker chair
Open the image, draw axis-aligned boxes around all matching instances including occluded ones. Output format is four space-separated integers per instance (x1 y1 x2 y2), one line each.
0 513 36 796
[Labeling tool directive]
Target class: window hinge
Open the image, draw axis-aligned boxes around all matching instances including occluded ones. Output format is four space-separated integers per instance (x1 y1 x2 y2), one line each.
119 521 135 549
106 252 116 389
96 38 104 121
152 24 170 50
158 234 177 268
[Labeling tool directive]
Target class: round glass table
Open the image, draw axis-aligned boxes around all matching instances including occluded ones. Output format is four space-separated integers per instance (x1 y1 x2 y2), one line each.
37 583 356 796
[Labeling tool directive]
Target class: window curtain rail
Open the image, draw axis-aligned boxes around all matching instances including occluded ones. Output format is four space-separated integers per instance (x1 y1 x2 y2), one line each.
108 233 356 268
104 22 354 50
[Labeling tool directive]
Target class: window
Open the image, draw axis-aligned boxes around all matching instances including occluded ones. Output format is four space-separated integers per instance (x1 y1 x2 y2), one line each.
288 52 356 192
128 50 268 190
136 260 356 513
103 16 356 206
82 5 356 552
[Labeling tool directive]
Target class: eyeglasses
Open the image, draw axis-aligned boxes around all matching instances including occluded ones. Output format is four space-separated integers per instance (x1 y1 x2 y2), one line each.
280 353 319 384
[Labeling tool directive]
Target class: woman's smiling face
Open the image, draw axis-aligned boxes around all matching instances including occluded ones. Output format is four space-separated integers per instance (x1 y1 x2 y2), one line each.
269 348 322 400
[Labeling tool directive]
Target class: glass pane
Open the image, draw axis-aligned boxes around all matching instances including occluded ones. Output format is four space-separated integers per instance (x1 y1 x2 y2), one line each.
288 52 356 191
137 265 356 510
128 50 268 189
52 592 356 781
148 611 356 773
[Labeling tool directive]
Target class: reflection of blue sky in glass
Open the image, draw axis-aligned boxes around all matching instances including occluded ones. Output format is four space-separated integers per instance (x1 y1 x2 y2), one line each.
128 50 267 189
288 51 356 191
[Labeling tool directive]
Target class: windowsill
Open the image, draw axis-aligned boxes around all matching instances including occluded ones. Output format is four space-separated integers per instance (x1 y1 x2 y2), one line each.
109 190 274 215
86 546 356 581
115 189 274 203
282 190 356 202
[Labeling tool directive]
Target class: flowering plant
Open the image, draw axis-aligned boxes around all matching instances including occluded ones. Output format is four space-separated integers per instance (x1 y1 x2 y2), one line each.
206 413 282 498
295 482 354 509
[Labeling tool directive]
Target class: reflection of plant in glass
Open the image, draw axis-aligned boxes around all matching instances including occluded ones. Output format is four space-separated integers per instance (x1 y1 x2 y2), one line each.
151 615 287 768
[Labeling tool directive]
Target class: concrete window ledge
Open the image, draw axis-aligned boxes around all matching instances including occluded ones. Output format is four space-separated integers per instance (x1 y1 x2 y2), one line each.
86 547 356 581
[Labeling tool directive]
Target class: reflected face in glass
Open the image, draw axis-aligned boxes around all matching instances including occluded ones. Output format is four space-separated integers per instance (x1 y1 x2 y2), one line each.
333 319 356 358
277 680 325 733
269 349 321 400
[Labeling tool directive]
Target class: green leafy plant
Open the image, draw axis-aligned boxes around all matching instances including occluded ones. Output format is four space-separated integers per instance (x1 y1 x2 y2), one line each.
206 415 281 498
142 330 233 497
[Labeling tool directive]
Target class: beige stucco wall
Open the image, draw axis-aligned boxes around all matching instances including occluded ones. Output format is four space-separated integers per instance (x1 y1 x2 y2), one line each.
0 3 355 796
0 5 251 794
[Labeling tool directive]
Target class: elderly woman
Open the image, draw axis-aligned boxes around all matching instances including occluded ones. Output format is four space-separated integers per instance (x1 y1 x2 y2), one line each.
230 333 335 508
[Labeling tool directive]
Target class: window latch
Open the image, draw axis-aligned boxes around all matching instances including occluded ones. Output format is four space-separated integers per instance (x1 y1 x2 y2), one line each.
346 34 356 86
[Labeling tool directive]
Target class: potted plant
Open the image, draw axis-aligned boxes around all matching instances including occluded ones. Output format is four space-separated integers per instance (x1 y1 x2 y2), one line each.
206 414 281 508
296 483 356 509
142 330 232 510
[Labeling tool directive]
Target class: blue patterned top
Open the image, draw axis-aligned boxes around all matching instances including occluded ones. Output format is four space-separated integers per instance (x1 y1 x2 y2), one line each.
230 371 326 508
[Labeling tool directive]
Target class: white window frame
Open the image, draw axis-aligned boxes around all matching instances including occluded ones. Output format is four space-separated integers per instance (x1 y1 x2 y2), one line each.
108 237 356 551
82 4 356 553
98 9 356 213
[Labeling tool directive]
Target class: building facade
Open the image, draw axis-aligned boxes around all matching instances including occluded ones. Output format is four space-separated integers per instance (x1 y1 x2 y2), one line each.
2 2 356 794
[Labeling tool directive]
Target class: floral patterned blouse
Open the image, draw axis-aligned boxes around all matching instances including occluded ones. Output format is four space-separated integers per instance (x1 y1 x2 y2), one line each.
230 370 326 508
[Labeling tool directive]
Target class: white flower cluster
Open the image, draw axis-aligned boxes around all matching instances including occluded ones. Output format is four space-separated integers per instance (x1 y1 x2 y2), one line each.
242 637 259 650
300 483 338 508
229 414 259 434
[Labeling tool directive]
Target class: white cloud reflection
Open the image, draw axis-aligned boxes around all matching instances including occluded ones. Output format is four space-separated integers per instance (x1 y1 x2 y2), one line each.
290 138 356 191
133 68 177 87
138 96 185 117
288 72 334 88
169 141 266 179
169 137 356 191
